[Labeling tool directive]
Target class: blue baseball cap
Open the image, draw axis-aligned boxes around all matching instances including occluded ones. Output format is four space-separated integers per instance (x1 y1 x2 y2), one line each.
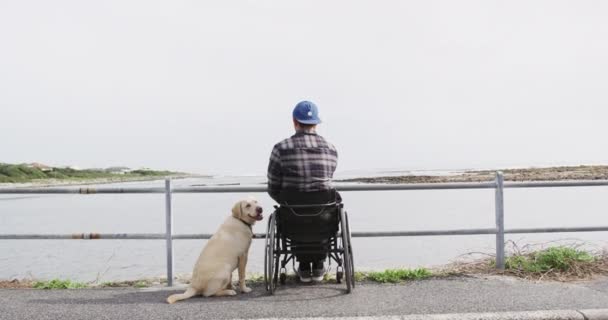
292 101 322 125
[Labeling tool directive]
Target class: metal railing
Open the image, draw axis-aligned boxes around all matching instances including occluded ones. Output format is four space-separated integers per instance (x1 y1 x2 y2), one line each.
2 172 608 286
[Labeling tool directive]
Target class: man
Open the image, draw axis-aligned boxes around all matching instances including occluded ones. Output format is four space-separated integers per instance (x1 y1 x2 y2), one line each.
267 100 339 282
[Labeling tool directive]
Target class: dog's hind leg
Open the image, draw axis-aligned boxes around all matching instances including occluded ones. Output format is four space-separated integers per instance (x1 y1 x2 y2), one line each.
225 271 234 290
213 289 238 297
166 287 198 304
203 276 236 297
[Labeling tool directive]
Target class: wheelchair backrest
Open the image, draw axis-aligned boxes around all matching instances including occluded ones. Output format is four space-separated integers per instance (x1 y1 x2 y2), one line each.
276 189 340 242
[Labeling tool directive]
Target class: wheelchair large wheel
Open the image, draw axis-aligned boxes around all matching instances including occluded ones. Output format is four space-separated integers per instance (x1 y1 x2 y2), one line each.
263 212 272 291
340 208 354 293
264 212 277 294
344 210 355 289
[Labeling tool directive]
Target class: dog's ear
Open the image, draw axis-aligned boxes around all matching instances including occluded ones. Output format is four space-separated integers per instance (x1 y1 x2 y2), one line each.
232 201 243 219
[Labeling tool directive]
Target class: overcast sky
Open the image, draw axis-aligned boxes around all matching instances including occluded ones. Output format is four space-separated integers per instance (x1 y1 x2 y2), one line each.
1 0 607 175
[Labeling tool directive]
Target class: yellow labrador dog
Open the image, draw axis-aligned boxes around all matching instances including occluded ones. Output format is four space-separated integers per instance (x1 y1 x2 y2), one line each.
167 197 263 304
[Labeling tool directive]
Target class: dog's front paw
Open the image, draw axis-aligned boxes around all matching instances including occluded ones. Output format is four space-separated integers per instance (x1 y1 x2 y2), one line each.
240 286 252 294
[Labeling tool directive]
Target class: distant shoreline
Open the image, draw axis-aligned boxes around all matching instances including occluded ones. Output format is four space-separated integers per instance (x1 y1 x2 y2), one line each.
0 174 201 188
3 165 608 188
0 162 212 188
336 165 608 184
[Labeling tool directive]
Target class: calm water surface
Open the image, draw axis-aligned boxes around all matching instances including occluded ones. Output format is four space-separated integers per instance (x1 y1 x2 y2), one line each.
1 175 607 282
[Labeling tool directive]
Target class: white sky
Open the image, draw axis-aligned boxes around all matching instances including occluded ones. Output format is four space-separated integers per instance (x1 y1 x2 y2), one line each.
1 0 607 175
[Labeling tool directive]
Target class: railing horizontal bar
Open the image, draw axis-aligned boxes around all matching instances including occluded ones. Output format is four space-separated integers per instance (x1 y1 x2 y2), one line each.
350 229 498 237
0 233 165 240
505 180 608 188
3 226 608 240
175 186 268 193
173 234 224 239
0 188 166 194
1 180 607 194
505 226 608 234
345 182 498 191
174 182 498 193
344 226 608 237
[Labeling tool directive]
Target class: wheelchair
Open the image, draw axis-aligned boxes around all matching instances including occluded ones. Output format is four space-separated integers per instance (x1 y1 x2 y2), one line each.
263 189 355 294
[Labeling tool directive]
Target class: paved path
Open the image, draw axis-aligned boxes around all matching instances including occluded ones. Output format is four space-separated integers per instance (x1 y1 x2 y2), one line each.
1 276 608 320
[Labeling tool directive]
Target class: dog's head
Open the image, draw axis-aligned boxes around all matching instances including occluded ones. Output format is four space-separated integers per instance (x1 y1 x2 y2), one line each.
231 197 264 225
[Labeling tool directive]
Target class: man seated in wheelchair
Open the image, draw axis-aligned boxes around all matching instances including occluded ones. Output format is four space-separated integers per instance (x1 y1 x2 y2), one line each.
267 101 342 283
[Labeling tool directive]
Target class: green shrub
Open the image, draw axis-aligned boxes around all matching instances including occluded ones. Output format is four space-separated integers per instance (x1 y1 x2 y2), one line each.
33 279 88 289
0 165 27 178
505 247 595 273
0 163 178 183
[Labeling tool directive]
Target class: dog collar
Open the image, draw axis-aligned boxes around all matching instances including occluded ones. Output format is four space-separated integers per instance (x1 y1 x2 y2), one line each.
235 216 253 231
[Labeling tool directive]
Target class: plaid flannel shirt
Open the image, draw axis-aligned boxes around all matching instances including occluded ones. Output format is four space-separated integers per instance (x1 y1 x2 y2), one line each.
267 131 338 202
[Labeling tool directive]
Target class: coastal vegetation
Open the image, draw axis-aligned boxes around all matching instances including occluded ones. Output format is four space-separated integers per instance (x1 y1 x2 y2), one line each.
2 246 606 289
0 163 180 184
443 245 608 281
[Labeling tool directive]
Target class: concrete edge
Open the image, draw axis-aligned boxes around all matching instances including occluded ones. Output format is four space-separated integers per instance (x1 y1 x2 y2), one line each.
233 309 608 320
579 309 608 320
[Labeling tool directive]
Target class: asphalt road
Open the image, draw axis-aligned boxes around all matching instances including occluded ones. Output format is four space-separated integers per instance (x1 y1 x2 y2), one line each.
1 276 608 320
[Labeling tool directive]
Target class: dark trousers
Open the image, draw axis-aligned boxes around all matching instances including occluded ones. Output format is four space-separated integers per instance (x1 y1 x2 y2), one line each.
292 239 329 265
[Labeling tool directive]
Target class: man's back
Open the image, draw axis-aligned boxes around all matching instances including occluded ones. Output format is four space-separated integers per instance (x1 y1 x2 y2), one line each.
267 131 338 201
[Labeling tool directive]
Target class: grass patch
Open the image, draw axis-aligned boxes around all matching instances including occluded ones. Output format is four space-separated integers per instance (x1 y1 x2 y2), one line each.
241 268 432 285
100 281 123 288
505 246 595 273
247 274 264 283
97 279 157 288
33 279 88 289
363 268 432 283
354 271 367 282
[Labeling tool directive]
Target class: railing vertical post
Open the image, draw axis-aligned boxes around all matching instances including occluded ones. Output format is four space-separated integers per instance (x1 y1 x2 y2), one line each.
495 171 505 270
165 178 174 286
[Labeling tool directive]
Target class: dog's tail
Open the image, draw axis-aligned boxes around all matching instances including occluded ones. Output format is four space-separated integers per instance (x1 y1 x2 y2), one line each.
167 287 198 304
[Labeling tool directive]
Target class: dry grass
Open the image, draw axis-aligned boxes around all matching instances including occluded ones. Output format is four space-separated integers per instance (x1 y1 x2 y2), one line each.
0 279 34 289
438 242 608 282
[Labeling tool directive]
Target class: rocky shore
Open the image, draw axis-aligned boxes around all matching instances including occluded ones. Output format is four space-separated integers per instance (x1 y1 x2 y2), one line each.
337 165 608 184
